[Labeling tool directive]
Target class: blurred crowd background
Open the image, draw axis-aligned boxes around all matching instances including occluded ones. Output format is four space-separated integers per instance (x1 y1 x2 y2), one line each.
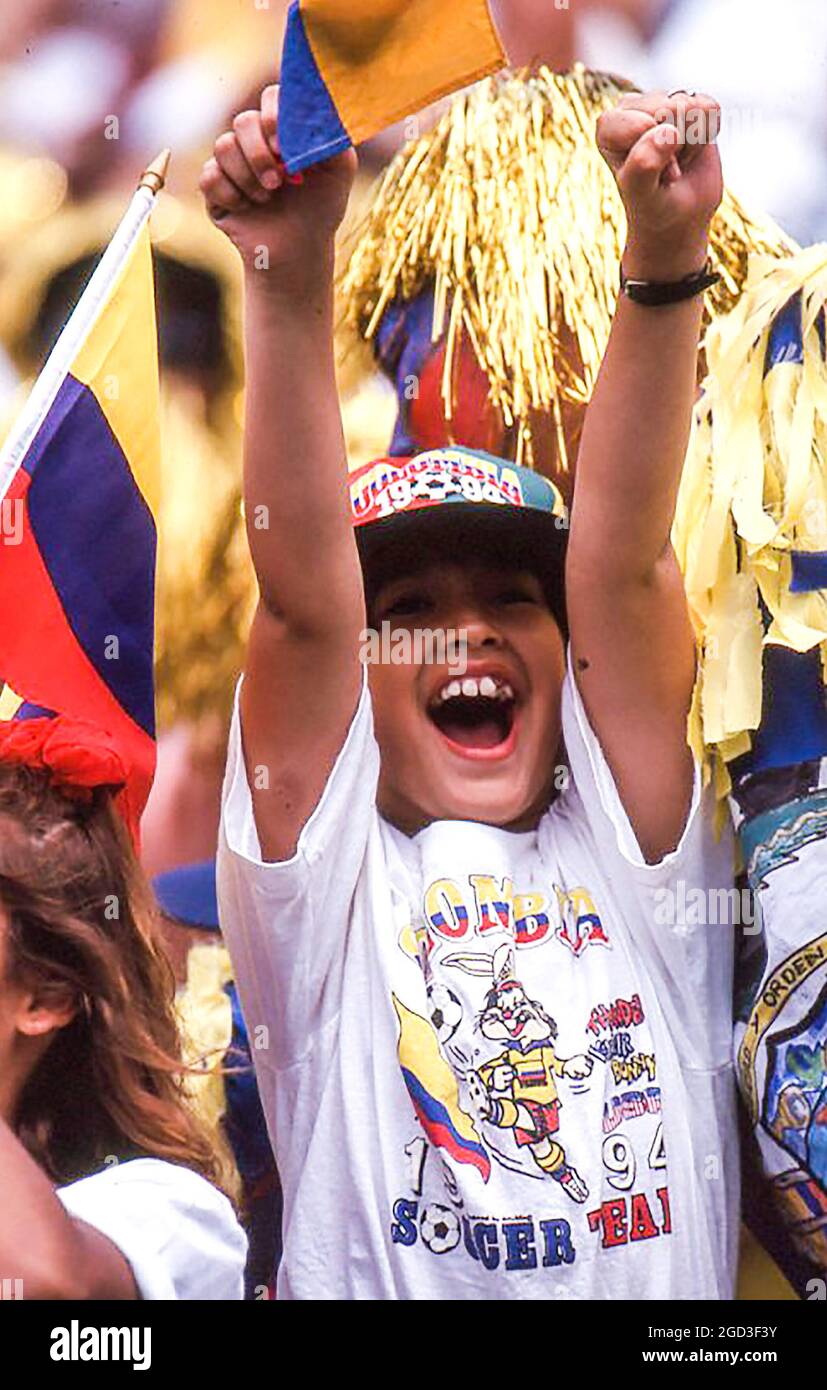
1 0 825 878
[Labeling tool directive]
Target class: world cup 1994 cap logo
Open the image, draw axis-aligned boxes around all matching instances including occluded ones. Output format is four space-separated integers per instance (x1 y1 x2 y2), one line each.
349 447 568 530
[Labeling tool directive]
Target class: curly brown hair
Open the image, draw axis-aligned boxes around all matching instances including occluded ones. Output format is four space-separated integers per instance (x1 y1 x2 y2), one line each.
0 761 230 1193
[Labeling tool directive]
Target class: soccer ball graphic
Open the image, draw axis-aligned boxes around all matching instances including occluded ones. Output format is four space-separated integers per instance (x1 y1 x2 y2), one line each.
420 1203 461 1255
427 983 463 1043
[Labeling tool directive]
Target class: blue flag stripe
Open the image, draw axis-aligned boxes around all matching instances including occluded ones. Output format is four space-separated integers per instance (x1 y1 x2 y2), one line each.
25 374 156 738
279 3 351 174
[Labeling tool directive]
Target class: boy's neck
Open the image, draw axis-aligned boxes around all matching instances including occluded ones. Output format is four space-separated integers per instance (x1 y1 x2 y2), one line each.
379 785 561 838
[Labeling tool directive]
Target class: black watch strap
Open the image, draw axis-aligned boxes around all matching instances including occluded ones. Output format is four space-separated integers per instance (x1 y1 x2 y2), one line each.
620 263 720 306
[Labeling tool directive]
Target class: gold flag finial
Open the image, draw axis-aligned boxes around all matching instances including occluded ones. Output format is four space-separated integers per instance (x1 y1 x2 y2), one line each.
138 149 171 195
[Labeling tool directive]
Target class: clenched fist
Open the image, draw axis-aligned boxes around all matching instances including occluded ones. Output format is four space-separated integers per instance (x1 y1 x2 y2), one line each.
597 91 723 281
490 1063 516 1094
563 1054 594 1081
199 84 357 287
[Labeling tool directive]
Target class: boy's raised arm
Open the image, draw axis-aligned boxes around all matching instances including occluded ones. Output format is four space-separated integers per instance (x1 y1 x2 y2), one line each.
566 92 723 864
200 87 365 862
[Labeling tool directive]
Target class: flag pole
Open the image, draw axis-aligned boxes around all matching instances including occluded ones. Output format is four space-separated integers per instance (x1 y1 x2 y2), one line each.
0 150 171 504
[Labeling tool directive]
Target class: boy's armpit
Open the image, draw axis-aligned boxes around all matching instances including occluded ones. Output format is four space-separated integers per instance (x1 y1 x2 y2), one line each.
225 664 378 879
239 601 367 864
567 553 697 864
562 653 703 877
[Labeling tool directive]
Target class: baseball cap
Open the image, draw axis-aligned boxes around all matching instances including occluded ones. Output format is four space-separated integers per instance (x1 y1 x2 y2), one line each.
153 859 219 931
350 447 569 631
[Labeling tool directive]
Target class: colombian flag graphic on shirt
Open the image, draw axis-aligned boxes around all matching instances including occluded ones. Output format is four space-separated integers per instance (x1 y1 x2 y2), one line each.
278 0 505 173
0 222 160 838
394 995 491 1181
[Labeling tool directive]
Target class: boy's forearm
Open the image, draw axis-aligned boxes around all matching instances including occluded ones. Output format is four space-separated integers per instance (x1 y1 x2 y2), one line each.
569 262 705 586
243 252 359 629
570 94 722 594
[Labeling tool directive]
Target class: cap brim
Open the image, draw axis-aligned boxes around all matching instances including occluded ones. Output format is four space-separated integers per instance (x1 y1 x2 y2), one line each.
355 502 567 633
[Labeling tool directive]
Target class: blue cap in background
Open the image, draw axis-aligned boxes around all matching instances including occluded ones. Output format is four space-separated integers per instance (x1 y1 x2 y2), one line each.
153 859 219 931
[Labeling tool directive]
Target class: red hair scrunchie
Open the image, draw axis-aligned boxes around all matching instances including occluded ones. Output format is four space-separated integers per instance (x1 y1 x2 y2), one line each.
0 716 129 800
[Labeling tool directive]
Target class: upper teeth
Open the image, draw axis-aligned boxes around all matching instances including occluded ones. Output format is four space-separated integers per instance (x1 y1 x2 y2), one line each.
437 676 514 703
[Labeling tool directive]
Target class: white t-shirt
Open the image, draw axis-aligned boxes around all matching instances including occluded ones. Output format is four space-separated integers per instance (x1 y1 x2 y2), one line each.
217 663 739 1300
57 1158 247 1300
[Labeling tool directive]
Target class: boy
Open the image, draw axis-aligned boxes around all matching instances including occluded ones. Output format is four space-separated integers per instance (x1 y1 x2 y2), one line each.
204 83 737 1298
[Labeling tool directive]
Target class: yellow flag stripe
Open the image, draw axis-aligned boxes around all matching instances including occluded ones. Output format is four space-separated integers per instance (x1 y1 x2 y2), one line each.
70 225 161 520
0 684 23 721
305 0 504 146
394 994 483 1148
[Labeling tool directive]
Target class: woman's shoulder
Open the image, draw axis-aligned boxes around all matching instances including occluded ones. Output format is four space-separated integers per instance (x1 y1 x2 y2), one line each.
57 1157 247 1301
60 1154 227 1204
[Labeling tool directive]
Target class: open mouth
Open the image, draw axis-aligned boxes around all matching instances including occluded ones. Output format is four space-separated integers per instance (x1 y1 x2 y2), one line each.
428 674 517 754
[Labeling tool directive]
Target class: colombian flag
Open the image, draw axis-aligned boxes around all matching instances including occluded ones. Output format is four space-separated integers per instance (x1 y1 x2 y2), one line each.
394 995 491 1182
0 221 160 838
278 0 505 174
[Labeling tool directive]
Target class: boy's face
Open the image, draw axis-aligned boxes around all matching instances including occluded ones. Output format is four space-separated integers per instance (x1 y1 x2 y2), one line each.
368 561 565 833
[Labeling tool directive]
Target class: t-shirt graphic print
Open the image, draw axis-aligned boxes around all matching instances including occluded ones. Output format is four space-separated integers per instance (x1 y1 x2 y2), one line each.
383 818 672 1287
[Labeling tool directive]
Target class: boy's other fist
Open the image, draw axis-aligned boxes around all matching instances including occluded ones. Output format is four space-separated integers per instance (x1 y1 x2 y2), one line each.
597 91 723 281
199 84 357 285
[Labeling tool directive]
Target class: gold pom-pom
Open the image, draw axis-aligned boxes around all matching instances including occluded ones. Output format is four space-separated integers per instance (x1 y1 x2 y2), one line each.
341 65 796 469
675 244 827 792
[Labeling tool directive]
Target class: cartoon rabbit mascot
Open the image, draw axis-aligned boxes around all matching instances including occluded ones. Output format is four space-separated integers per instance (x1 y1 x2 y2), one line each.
456 945 593 1202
